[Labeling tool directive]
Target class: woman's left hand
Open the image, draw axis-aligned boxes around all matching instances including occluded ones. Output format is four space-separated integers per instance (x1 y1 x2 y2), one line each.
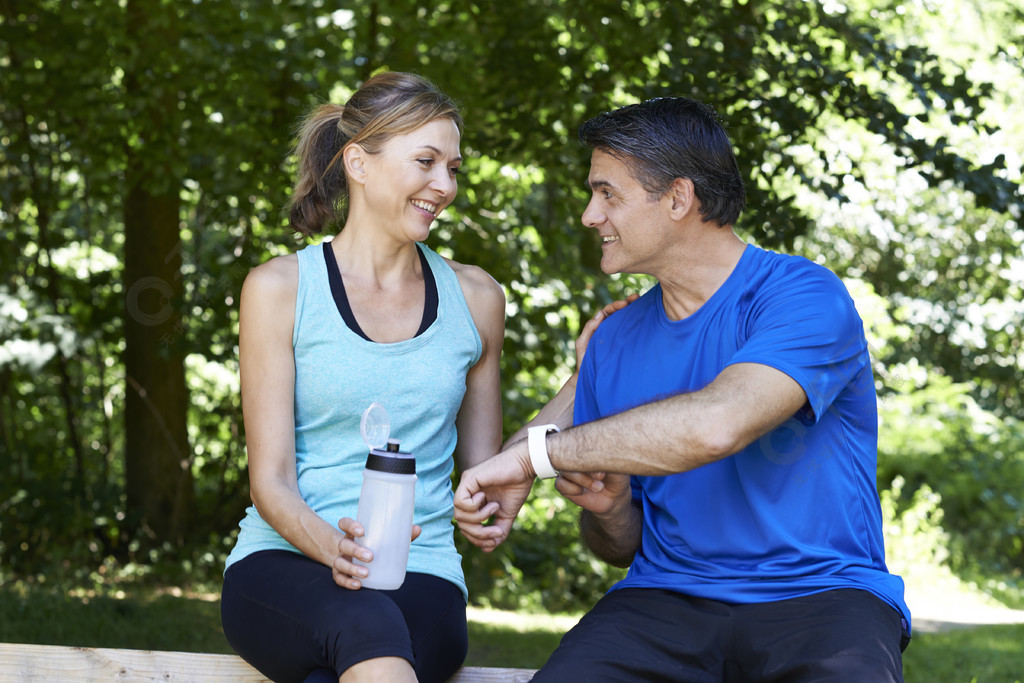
333 517 422 590
575 294 639 370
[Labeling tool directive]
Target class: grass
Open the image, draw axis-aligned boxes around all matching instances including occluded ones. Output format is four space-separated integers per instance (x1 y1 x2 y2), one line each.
463 607 575 668
902 625 1024 683
0 583 229 654
1 581 1021 682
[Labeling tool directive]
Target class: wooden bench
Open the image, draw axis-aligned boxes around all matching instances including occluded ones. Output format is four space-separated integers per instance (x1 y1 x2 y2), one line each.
0 642 537 681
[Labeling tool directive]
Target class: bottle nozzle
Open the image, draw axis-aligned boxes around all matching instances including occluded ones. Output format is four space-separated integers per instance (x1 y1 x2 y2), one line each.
386 438 400 453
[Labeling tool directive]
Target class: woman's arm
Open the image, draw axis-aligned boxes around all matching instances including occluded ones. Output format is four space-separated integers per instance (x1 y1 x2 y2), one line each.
500 294 639 448
239 256 368 587
446 261 515 546
450 261 506 471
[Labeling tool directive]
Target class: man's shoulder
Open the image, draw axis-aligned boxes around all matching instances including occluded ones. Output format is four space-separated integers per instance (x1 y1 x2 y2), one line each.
740 248 863 346
742 247 849 308
747 246 841 285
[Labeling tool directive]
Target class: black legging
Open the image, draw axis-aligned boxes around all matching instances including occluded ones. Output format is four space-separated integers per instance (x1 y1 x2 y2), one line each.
221 549 468 683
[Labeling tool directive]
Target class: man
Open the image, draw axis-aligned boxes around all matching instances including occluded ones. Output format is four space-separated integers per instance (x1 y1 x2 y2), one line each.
455 97 911 682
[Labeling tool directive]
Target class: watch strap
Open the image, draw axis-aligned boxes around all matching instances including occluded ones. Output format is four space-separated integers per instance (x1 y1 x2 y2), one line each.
527 424 561 479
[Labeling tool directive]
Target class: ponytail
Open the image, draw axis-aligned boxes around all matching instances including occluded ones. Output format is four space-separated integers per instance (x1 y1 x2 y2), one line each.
287 103 348 237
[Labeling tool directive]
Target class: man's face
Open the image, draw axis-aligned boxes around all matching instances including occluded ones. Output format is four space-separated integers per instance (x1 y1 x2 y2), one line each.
582 150 672 276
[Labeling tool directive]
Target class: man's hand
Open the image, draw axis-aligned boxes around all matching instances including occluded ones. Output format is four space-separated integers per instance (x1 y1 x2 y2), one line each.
555 471 632 516
454 441 536 551
564 473 642 567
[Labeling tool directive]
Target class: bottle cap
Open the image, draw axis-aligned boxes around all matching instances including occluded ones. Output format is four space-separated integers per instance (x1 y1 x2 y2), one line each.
360 402 390 450
361 404 414 474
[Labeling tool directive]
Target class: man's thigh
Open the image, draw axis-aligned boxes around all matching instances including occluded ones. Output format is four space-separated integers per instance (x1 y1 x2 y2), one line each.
734 588 905 683
532 587 905 683
532 588 730 683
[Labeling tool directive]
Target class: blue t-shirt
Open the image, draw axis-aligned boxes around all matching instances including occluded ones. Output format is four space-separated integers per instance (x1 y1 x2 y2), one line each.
575 243 910 632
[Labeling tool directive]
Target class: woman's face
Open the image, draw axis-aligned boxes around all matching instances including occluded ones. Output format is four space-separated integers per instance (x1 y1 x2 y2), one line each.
360 117 462 242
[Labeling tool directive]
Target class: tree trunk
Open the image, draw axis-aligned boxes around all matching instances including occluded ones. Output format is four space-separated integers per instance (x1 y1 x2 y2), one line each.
122 0 194 542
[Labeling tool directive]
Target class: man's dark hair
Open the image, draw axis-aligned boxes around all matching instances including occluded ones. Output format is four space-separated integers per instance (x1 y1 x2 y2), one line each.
578 97 746 226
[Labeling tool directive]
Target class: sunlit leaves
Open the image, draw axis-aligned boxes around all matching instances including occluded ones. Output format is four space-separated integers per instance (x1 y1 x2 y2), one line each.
3 0 1022 596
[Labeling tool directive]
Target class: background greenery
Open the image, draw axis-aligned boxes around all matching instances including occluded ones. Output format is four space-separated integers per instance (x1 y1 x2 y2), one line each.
1 0 1022 637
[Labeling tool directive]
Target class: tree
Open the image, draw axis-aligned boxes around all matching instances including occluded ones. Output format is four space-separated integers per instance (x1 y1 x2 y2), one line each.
122 0 194 541
1 0 1020 594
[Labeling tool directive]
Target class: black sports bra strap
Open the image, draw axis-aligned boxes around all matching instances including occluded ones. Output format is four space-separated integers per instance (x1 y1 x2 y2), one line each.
415 244 439 336
322 242 438 342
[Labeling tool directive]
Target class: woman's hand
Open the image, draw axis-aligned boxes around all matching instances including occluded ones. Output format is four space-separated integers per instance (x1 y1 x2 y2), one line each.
332 518 422 590
575 294 639 370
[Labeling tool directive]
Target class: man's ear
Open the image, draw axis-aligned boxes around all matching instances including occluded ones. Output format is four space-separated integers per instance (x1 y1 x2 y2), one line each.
667 177 696 219
343 144 367 186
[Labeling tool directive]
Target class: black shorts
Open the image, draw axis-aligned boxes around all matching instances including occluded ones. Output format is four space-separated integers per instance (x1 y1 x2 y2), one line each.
221 549 467 683
533 587 907 683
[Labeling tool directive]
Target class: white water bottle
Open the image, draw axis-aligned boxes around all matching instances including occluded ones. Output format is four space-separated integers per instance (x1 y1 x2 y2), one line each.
353 404 417 590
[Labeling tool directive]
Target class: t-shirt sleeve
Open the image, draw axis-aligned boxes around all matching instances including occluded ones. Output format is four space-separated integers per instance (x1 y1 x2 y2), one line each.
573 326 645 501
727 262 869 424
573 335 601 428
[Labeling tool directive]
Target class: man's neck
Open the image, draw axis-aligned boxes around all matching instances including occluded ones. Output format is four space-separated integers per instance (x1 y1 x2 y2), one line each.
657 228 747 321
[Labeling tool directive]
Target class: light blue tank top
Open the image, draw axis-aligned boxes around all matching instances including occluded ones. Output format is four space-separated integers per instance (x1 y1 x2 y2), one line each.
225 242 482 600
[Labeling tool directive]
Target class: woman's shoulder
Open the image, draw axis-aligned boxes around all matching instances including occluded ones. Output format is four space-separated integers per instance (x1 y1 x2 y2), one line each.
238 253 300 344
441 257 503 303
442 257 505 339
241 253 300 305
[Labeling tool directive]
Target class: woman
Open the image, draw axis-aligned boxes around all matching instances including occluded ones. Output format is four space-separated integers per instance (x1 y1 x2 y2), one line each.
220 72 505 683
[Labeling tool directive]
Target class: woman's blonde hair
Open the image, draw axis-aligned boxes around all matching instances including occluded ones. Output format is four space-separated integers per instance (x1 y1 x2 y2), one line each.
287 71 463 236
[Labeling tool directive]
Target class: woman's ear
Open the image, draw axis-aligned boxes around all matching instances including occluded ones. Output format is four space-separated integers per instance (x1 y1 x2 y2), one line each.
668 177 696 219
343 144 367 186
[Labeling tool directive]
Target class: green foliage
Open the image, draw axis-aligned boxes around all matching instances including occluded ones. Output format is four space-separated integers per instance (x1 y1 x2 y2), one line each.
2 0 1022 612
882 477 951 576
874 365 1024 580
844 278 1024 597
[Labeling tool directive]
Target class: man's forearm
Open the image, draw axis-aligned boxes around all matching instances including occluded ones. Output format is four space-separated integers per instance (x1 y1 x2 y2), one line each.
551 398 713 476
580 503 642 568
549 363 808 476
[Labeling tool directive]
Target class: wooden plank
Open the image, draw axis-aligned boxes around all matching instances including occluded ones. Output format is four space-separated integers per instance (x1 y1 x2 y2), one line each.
0 643 536 682
449 667 536 682
0 643 269 682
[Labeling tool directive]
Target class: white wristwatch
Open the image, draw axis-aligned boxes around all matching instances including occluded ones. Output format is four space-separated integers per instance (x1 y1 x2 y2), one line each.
527 424 561 479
